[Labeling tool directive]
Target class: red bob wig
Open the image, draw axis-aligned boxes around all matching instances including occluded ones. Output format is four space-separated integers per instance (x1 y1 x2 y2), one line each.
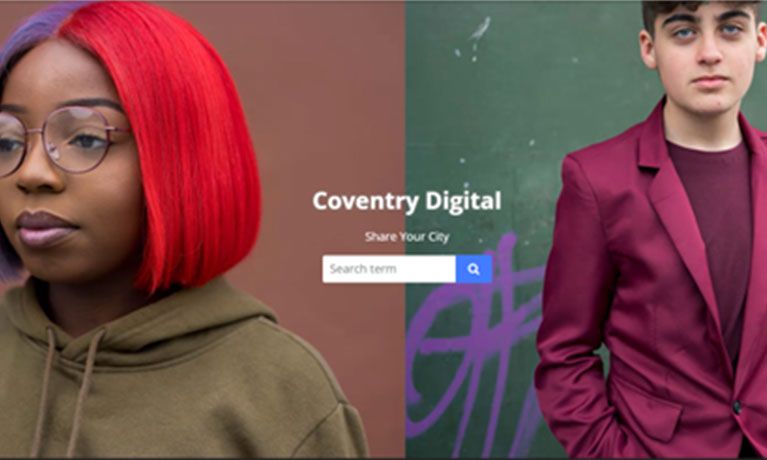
0 2 261 293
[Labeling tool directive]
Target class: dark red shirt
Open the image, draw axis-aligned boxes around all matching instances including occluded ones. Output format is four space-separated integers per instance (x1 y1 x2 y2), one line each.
668 140 752 368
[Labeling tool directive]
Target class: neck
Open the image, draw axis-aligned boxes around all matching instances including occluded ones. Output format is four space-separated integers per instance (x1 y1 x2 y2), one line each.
662 99 743 151
38 259 167 339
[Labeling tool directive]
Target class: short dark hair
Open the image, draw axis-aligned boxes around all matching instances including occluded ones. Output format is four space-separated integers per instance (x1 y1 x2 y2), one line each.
642 1 762 37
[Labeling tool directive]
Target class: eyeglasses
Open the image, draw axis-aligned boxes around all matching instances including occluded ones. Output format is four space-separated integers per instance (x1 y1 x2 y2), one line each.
0 106 131 178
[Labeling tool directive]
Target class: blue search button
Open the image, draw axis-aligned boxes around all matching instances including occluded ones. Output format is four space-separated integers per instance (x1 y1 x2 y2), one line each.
456 255 492 284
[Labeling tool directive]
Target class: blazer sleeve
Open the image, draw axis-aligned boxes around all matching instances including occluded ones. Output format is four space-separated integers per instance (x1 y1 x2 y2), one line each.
534 155 650 458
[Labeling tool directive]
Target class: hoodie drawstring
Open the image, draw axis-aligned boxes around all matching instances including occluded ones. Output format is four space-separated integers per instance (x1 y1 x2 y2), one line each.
66 328 105 458
29 328 56 458
29 327 106 458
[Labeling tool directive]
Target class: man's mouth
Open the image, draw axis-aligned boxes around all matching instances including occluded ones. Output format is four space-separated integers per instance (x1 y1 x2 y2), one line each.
693 75 727 89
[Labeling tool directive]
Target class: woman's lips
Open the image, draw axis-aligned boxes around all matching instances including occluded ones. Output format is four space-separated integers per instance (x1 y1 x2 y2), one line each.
15 211 78 248
18 227 76 248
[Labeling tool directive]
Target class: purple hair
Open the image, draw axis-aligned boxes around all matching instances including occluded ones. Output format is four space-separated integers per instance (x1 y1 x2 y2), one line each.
0 2 88 282
0 2 89 72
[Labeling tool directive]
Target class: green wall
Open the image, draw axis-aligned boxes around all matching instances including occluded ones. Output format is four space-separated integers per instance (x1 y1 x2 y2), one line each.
405 2 767 457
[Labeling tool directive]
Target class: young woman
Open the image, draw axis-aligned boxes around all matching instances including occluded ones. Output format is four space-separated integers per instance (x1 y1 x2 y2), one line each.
0 2 368 457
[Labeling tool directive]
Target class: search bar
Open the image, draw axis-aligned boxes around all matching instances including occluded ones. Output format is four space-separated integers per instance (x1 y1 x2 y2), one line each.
322 255 492 284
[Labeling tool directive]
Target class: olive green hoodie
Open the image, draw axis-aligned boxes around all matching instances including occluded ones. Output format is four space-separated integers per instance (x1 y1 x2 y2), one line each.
0 277 368 458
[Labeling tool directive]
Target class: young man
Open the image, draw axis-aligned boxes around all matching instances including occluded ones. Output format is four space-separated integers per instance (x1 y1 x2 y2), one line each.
535 1 767 457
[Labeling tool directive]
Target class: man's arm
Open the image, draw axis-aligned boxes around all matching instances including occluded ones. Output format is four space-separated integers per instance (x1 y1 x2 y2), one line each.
534 155 649 458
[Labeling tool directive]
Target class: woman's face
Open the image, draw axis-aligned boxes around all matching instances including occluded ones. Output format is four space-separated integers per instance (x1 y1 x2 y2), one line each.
0 39 144 285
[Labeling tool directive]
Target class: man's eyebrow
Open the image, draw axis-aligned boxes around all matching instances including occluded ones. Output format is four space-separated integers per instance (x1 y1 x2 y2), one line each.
56 98 125 113
662 9 752 29
717 9 751 22
0 103 25 113
662 13 699 28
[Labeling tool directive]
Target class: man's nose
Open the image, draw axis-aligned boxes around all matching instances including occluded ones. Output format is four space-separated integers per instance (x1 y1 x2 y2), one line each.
698 32 724 65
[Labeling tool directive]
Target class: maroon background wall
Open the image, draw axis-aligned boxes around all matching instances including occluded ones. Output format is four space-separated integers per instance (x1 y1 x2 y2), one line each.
0 2 405 457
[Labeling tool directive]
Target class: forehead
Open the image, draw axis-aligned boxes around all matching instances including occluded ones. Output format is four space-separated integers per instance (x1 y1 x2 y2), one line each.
660 2 755 23
1 39 121 111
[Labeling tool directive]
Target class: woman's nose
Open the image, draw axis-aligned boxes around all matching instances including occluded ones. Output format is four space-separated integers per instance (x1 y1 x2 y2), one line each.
13 132 65 194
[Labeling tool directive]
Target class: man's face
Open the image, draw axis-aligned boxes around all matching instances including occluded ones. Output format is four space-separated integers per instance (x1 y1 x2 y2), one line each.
639 2 767 117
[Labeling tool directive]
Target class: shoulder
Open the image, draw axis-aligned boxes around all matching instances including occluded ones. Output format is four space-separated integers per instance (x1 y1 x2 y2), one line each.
237 312 350 405
753 126 767 145
0 285 31 371
200 289 350 411
555 118 654 201
0 292 11 337
0 285 24 336
566 120 644 170
190 293 363 454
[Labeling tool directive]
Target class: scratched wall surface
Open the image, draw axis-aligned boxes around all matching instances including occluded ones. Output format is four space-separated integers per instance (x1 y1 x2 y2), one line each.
405 1 767 457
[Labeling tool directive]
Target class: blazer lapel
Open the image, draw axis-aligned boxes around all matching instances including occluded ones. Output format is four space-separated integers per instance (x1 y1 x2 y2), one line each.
640 100 731 378
647 164 720 325
734 115 767 392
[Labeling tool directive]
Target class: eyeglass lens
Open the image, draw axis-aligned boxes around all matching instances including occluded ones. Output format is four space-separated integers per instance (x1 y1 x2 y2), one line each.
0 107 111 177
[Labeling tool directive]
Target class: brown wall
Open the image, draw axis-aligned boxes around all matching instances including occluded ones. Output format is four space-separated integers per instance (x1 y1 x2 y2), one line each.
0 2 405 456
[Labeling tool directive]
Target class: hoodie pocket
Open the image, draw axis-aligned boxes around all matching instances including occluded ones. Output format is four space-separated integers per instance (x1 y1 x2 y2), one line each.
610 375 683 443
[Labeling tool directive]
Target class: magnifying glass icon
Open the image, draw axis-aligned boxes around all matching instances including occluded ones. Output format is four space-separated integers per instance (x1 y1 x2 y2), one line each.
467 262 480 276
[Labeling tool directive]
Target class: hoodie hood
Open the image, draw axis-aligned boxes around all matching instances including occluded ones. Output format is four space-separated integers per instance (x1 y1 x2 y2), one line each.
3 276 277 367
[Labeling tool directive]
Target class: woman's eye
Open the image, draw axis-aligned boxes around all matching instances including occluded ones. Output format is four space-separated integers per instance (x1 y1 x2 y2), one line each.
0 138 23 153
69 134 107 150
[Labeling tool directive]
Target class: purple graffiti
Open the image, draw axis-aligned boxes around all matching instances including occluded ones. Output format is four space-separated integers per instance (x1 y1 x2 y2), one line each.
406 232 546 458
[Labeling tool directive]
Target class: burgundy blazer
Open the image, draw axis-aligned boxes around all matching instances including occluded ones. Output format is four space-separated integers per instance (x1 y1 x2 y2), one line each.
535 98 767 458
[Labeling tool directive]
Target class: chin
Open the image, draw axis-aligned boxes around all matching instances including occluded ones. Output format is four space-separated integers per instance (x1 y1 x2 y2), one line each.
22 260 90 285
683 97 738 117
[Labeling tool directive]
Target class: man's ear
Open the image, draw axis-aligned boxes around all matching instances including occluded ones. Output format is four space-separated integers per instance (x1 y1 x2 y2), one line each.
756 21 767 62
639 29 657 70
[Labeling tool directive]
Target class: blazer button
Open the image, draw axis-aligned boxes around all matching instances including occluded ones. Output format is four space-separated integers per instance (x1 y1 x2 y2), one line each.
734 400 742 415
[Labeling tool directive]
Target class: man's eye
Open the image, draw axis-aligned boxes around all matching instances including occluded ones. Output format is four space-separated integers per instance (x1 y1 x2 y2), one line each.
673 28 694 39
722 24 743 35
